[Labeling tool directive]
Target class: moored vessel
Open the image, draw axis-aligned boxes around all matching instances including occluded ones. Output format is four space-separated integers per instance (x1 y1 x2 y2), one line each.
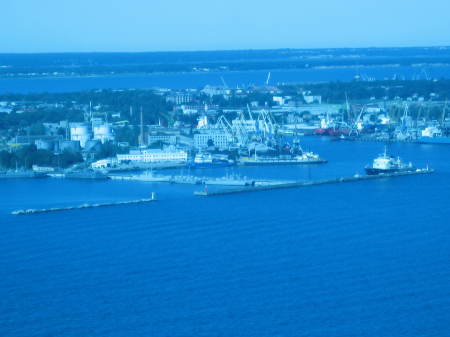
188 153 234 168
64 170 110 180
0 170 48 179
365 148 415 175
417 126 450 144
239 151 326 165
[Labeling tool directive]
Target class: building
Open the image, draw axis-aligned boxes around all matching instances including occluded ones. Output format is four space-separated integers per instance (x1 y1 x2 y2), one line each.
273 96 285 106
93 123 114 143
201 85 231 97
8 135 61 147
117 149 188 163
148 133 178 145
303 91 322 104
166 93 193 105
91 157 118 169
193 131 234 149
70 123 91 148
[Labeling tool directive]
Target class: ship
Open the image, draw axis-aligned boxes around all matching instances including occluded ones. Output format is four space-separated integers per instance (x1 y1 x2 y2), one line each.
64 170 110 180
365 148 415 175
188 153 234 169
0 170 48 179
239 151 326 166
417 126 450 144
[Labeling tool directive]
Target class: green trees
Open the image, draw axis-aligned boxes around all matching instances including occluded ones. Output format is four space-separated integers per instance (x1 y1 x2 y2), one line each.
0 146 83 169
94 142 118 160
0 89 171 131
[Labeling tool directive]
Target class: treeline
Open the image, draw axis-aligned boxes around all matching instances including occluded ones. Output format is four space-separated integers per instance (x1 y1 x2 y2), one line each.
0 142 124 169
0 109 84 132
0 146 83 169
0 89 171 131
281 80 450 103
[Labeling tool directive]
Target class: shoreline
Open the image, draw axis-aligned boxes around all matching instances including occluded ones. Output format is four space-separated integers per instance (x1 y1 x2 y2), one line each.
1 63 449 81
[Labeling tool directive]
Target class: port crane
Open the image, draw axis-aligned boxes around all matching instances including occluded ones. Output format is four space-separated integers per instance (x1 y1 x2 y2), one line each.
265 72 271 86
215 115 249 147
256 109 277 140
349 106 365 136
220 76 228 88
440 100 448 127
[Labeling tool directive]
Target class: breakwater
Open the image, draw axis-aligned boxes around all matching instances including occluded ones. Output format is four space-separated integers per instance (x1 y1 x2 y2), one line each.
11 193 157 215
194 169 434 197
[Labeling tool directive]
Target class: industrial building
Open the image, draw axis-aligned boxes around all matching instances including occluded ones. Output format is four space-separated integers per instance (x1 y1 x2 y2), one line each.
194 131 234 149
117 149 188 163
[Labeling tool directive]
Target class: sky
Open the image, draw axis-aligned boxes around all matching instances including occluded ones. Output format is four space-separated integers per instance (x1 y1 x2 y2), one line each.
2 0 450 53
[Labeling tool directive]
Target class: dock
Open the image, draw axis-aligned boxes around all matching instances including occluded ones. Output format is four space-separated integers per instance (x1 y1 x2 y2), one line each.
194 169 434 197
11 193 157 215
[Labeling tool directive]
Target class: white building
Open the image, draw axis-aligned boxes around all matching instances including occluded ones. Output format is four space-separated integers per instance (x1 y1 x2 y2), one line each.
91 157 118 169
70 123 91 148
117 149 188 163
303 92 322 104
273 96 285 106
201 85 231 97
194 131 233 149
93 123 114 143
166 93 193 105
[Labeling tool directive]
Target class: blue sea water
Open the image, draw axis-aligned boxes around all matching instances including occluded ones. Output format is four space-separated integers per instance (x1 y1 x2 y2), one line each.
1 65 450 93
1 138 450 336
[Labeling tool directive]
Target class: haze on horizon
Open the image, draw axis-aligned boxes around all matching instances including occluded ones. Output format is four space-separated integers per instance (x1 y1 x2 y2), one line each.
2 0 450 53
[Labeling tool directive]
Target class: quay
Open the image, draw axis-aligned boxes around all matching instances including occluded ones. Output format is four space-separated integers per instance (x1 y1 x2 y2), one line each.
11 193 157 215
194 169 434 197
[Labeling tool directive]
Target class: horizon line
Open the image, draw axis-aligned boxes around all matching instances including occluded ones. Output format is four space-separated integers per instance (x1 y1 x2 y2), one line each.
1 45 449 55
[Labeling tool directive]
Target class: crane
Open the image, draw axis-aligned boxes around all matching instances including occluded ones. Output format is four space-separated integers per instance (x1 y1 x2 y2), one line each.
349 106 365 136
220 76 228 88
265 72 271 86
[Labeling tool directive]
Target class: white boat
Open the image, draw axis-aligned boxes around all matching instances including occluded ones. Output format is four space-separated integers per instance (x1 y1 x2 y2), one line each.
365 148 414 175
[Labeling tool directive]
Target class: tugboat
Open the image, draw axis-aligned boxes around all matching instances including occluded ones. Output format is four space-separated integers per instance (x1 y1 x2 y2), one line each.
365 148 415 175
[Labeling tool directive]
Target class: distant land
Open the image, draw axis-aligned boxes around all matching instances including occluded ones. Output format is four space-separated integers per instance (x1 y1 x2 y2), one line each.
1 47 450 78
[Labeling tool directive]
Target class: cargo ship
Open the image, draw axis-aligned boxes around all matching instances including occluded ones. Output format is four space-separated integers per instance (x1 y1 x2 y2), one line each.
417 126 450 144
365 148 415 175
188 153 234 169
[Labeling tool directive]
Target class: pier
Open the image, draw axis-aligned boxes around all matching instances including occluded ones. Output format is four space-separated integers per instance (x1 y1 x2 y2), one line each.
11 193 157 215
194 169 434 197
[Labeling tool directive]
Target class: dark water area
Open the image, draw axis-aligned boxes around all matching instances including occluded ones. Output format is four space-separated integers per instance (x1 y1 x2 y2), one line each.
1 65 450 94
1 139 450 336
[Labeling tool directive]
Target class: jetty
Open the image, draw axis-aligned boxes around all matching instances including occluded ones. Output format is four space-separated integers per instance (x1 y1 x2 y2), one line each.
194 169 434 197
11 193 157 215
